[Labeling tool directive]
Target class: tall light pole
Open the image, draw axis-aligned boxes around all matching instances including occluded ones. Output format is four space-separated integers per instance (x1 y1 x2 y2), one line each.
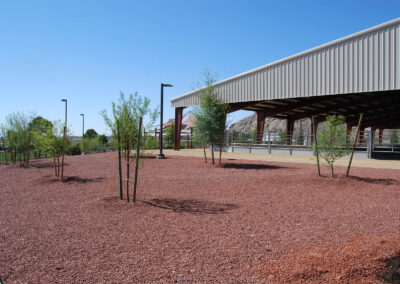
80 113 85 138
61 99 67 127
157 83 173 159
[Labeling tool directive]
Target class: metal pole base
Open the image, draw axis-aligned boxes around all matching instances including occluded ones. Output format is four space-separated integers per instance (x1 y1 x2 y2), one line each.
156 154 166 159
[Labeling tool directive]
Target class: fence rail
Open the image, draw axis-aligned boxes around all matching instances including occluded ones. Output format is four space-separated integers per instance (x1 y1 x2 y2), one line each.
223 129 400 147
0 147 118 164
2 129 399 164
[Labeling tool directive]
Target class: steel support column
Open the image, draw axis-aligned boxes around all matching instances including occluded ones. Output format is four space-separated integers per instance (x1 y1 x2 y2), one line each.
256 111 265 144
310 117 321 144
286 117 294 145
378 129 383 144
310 118 313 143
371 128 376 143
367 128 375 159
174 107 184 150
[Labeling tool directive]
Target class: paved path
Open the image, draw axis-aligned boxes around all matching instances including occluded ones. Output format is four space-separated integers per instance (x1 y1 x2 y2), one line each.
147 149 400 170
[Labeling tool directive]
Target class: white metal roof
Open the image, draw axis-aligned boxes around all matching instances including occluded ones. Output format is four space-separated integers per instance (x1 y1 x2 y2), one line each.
171 18 400 108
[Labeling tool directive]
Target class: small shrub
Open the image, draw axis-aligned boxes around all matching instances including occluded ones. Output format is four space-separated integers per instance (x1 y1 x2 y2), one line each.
317 115 350 177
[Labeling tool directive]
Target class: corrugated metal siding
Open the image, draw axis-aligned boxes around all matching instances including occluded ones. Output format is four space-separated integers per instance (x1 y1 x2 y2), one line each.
171 19 400 108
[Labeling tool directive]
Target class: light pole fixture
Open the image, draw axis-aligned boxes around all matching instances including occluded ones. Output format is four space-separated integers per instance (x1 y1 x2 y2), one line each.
61 99 67 127
80 113 85 138
157 83 173 159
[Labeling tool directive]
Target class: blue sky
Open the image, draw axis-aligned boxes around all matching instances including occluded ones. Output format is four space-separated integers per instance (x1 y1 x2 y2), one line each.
1 0 399 135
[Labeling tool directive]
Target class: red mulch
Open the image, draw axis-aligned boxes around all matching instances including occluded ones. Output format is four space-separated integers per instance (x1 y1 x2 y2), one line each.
0 153 399 283
259 235 400 283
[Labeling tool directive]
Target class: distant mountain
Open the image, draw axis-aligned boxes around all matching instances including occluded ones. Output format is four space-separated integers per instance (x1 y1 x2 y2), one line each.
228 113 311 134
228 114 397 141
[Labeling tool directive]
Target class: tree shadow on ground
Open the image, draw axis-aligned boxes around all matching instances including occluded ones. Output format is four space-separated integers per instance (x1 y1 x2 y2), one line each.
142 198 239 214
129 155 157 159
349 176 400 186
139 155 157 159
62 176 104 184
376 252 400 283
29 162 68 169
222 163 288 170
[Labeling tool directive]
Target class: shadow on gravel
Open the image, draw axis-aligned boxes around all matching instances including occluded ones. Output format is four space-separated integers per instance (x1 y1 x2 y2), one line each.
139 155 158 159
349 176 400 185
142 198 239 214
129 155 157 159
30 162 66 169
376 252 400 283
62 176 104 184
222 163 287 170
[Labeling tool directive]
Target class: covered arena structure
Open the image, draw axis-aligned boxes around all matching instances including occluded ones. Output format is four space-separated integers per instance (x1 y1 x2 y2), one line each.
171 18 400 152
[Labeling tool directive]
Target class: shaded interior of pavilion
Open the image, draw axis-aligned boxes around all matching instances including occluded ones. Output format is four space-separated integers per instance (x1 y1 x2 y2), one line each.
173 90 400 152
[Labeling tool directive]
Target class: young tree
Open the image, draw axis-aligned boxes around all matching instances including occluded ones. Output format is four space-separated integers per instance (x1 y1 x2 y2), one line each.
78 137 92 153
164 121 175 149
0 125 8 163
234 132 246 144
84 129 98 139
251 126 257 143
193 72 228 165
143 135 158 150
29 116 52 135
279 130 287 145
101 92 158 202
29 116 52 159
98 134 108 145
317 115 350 177
44 120 69 177
3 112 35 166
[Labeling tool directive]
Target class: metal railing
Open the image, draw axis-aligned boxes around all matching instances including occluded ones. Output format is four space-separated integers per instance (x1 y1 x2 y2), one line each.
220 129 400 156
0 147 118 164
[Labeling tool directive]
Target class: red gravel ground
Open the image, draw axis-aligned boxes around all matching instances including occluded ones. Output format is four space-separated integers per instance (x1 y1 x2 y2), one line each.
0 153 400 283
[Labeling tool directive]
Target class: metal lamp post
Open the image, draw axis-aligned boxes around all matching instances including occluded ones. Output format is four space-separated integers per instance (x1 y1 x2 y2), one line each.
157 83 173 159
80 113 85 138
61 99 67 126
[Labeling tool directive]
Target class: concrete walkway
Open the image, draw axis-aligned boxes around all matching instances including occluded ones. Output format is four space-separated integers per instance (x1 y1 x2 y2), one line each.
147 149 400 170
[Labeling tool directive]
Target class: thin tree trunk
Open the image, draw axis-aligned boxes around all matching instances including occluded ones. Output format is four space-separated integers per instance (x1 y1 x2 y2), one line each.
312 116 321 176
219 130 224 166
57 156 60 177
22 150 25 166
117 121 123 200
126 142 130 202
61 126 66 180
330 164 334 178
53 154 57 176
133 117 143 203
4 143 8 163
346 113 363 177
203 144 207 163
27 135 31 165
211 145 215 165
